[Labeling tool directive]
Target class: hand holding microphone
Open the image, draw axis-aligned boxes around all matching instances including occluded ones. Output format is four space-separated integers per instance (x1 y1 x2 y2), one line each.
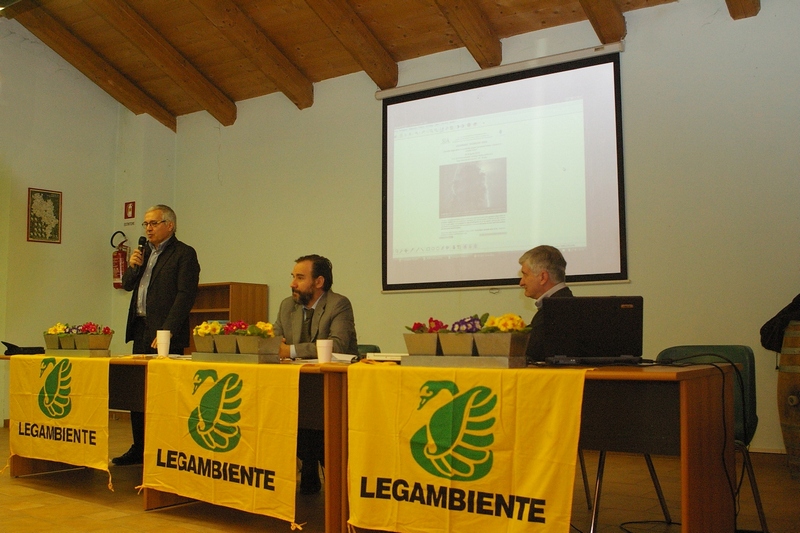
129 236 147 272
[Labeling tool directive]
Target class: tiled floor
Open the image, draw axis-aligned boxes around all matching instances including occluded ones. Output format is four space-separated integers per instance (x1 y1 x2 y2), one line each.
2 417 799 532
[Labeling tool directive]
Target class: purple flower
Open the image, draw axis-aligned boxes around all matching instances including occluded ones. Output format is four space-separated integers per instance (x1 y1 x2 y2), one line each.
451 316 481 333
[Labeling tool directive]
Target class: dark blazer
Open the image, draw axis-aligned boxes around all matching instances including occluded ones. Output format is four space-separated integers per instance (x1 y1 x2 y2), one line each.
122 237 200 353
526 286 574 362
273 290 358 358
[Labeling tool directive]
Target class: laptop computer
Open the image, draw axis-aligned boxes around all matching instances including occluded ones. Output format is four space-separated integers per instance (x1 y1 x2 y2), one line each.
541 296 644 365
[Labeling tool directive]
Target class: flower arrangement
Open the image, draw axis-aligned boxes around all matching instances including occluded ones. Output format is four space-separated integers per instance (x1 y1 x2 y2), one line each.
235 321 279 354
480 313 530 333
194 320 222 337
404 317 445 355
43 321 115 350
472 313 530 358
44 322 72 349
45 322 113 336
406 317 448 333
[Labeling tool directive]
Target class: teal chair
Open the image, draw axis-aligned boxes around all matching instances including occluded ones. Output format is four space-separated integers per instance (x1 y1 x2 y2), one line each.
653 345 768 533
357 344 381 360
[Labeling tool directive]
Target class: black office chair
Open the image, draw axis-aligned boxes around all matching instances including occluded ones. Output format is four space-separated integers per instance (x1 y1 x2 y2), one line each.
582 345 768 533
357 344 381 360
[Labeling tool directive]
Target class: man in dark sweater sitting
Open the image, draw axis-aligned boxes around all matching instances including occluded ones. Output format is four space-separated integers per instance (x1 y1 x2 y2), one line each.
519 245 573 363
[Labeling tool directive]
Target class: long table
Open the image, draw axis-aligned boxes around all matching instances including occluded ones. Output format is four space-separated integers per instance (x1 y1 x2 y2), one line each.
579 364 735 532
114 358 347 533
335 364 735 533
4 355 347 532
5 358 734 532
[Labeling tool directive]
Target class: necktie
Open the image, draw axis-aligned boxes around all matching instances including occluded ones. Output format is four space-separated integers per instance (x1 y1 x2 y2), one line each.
300 308 314 343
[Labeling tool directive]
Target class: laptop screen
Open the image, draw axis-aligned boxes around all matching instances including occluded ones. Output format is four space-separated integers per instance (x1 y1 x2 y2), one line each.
541 296 643 358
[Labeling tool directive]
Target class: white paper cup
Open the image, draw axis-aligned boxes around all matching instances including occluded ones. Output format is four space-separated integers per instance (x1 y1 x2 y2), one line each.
157 330 171 357
316 339 333 363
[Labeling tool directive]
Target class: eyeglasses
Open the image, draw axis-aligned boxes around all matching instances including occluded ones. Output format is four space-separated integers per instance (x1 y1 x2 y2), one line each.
142 220 166 229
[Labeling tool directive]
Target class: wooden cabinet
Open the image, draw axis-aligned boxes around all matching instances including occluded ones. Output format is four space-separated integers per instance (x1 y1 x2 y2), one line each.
187 282 268 353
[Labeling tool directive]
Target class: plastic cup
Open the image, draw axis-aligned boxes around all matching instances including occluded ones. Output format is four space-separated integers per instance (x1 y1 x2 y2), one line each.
157 330 171 357
316 339 333 363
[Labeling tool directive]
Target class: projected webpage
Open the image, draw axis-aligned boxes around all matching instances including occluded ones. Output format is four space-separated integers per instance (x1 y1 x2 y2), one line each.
391 101 587 260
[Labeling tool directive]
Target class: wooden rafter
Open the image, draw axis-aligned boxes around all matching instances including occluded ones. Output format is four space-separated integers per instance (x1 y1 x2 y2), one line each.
188 0 314 109
3 0 177 131
725 0 760 20
3 0 762 130
84 0 237 126
305 0 397 90
433 0 501 69
578 0 626 44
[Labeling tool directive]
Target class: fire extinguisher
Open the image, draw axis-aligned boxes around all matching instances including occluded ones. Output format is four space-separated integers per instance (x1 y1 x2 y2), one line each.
111 231 129 289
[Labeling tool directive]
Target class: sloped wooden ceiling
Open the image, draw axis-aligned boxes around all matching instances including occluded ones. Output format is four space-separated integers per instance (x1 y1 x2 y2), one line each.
1 0 760 131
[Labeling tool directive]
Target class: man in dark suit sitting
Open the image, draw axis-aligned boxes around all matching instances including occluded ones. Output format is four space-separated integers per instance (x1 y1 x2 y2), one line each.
115 204 200 466
519 245 573 363
274 254 358 494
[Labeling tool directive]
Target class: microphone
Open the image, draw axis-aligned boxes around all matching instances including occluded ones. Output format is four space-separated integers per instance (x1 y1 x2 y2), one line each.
130 236 147 274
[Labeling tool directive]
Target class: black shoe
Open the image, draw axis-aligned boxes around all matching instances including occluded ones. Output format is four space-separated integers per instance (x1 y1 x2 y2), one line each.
112 446 143 466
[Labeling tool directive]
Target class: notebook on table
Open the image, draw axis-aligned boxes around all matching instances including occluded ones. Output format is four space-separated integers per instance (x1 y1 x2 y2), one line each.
540 296 644 366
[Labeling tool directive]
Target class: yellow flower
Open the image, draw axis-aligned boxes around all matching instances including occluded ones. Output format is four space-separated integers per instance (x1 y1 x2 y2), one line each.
46 322 67 335
255 321 275 337
194 321 222 337
482 313 528 332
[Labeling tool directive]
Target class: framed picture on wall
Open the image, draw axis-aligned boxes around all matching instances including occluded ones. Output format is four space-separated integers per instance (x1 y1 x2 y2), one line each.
27 188 62 244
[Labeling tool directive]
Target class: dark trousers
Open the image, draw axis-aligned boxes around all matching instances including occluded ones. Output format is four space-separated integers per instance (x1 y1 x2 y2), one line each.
129 317 182 453
297 428 324 486
128 317 153 453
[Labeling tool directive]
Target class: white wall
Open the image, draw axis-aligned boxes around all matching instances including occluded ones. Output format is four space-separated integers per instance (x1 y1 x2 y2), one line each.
2 0 799 451
0 18 122 421
621 0 800 452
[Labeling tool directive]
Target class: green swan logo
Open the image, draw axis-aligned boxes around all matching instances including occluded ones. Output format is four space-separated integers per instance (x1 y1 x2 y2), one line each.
410 380 497 481
187 369 243 452
38 357 72 419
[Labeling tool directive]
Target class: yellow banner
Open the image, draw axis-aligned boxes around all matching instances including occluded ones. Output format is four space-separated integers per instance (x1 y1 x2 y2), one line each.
348 365 588 533
9 355 110 472
142 360 301 523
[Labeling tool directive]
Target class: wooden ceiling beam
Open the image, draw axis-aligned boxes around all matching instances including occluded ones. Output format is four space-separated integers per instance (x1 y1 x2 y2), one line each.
84 0 237 126
578 0 627 44
188 0 313 109
2 0 177 131
433 0 501 69
725 0 760 20
305 0 397 90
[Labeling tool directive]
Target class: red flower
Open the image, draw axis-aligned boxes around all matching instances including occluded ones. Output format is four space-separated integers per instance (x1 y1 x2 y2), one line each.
80 321 99 334
223 320 249 335
406 317 448 333
426 317 448 333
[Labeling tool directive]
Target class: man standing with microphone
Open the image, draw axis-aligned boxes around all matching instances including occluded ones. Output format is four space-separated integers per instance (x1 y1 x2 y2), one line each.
114 204 200 466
